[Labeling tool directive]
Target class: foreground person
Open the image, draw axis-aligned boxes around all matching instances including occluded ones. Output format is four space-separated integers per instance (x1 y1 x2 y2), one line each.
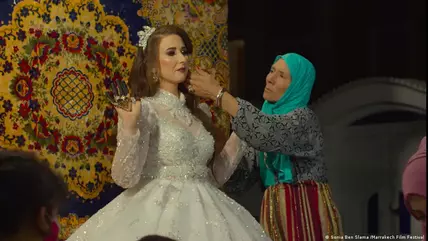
402 137 426 240
0 150 67 241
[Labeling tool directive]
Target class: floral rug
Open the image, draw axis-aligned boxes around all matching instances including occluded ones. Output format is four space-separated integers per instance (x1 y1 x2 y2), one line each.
0 0 134 238
0 0 229 239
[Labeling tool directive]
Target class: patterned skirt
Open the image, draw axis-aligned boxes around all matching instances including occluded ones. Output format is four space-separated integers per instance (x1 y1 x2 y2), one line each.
260 181 343 241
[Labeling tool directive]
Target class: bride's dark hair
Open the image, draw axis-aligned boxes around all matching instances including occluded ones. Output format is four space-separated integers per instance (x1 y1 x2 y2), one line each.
128 25 225 162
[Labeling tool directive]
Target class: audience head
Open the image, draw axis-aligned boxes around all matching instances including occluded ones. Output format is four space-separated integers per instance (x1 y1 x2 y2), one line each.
402 137 426 239
138 235 176 241
0 150 67 241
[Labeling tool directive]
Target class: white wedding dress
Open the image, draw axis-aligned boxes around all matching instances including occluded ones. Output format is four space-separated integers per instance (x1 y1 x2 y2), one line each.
66 90 271 241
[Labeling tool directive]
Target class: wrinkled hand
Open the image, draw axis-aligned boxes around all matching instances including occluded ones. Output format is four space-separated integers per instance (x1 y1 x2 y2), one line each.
105 79 141 131
189 67 222 100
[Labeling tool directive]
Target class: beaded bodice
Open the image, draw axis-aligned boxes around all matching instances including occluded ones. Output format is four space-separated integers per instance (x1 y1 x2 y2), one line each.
142 90 215 181
111 89 246 189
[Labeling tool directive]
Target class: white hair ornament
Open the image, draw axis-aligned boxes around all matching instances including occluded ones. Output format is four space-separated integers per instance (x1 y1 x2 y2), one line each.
137 26 156 50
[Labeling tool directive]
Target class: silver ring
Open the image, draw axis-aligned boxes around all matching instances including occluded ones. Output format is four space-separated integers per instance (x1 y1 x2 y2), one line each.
188 85 195 93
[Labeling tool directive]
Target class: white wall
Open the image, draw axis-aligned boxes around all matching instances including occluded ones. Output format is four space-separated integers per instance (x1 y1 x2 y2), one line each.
231 120 425 239
312 78 426 238
228 78 426 238
324 121 426 237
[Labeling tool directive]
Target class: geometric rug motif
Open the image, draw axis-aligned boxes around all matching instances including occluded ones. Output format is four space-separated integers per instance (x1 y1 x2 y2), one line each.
0 0 135 238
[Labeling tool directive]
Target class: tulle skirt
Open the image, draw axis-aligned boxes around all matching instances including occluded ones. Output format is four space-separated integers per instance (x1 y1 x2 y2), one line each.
66 178 271 241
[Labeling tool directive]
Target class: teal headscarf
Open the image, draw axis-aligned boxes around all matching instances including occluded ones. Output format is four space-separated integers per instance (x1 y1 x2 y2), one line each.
259 53 316 187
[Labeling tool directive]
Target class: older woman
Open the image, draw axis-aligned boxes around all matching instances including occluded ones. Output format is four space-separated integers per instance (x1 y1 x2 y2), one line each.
402 137 426 240
190 53 343 241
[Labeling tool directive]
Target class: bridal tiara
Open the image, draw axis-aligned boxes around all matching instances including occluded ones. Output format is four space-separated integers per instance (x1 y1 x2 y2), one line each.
137 26 156 50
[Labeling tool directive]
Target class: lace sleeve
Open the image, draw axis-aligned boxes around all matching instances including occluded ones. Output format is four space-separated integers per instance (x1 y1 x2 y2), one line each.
220 142 261 194
212 132 248 186
197 102 212 118
197 103 247 186
231 98 322 158
111 99 155 188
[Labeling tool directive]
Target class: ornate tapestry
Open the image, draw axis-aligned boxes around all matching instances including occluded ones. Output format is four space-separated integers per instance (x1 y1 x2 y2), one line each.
0 0 230 239
135 0 230 133
0 0 136 239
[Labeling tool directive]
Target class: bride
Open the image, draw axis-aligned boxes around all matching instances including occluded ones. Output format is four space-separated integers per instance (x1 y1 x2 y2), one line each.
66 25 271 241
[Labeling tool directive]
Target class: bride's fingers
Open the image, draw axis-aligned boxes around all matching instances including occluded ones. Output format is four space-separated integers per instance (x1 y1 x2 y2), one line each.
116 79 130 97
115 99 133 112
105 79 133 109
105 89 132 112
105 91 116 104
114 79 123 97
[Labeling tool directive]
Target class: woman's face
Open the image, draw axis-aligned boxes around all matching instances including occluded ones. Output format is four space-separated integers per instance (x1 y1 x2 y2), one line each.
263 59 291 102
157 34 190 85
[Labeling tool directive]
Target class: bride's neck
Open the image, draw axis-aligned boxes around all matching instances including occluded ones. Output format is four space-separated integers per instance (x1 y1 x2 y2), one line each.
159 82 179 97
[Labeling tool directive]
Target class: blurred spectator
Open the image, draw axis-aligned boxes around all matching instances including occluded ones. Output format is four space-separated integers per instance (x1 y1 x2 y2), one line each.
402 137 426 240
138 235 176 241
0 150 67 241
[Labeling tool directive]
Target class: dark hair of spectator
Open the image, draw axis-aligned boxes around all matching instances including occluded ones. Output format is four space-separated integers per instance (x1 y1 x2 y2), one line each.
138 235 176 241
0 150 67 238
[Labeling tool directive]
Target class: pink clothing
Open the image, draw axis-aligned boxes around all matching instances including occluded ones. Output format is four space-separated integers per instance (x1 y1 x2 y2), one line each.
402 136 426 240
43 222 60 241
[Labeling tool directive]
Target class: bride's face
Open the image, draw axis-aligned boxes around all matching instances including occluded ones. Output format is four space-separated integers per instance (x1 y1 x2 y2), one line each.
157 34 190 85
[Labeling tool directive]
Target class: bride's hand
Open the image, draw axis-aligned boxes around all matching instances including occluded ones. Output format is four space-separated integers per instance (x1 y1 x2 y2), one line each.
105 80 141 132
115 101 141 132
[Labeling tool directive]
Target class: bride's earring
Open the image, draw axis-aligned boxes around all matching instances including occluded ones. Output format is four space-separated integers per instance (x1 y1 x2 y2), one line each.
152 69 160 83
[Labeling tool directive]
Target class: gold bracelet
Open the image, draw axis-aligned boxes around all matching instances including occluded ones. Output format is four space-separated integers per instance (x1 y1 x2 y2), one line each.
215 88 226 107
